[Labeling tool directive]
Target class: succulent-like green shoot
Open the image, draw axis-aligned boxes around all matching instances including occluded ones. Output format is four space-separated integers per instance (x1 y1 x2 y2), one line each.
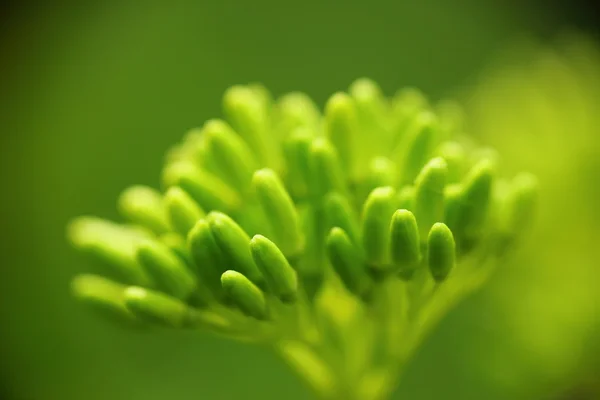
427 222 456 282
71 274 138 325
68 217 152 285
283 129 314 199
118 186 170 234
397 111 437 184
221 270 268 320
68 79 537 400
435 141 466 183
250 235 298 303
207 212 265 289
252 169 304 257
389 209 421 279
326 227 373 299
397 185 415 211
325 92 358 174
187 219 226 298
164 186 205 236
361 186 397 270
324 192 361 245
275 92 320 137
161 162 241 213
309 137 347 199
453 160 495 246
124 286 194 328
136 239 196 299
203 119 258 191
413 157 448 240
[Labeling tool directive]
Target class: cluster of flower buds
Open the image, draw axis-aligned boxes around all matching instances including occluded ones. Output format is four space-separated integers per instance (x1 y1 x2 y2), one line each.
68 79 537 400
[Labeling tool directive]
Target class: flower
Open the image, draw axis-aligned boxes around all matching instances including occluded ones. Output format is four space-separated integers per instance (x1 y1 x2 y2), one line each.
68 78 537 400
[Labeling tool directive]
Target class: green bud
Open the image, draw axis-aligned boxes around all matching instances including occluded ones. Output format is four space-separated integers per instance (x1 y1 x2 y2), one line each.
207 212 265 289
435 141 466 183
136 239 196 299
223 85 279 168
275 92 321 137
361 187 397 270
397 111 438 184
324 192 360 245
309 137 346 199
71 274 139 325
413 157 448 240
397 185 415 211
360 157 396 204
427 223 455 282
391 88 428 147
326 228 372 299
117 186 169 234
252 169 304 257
221 270 268 320
164 186 205 236
250 235 298 303
324 92 357 172
457 159 495 240
162 163 241 213
203 119 258 191
159 233 191 265
68 217 151 285
283 128 314 199
124 286 194 328
187 219 226 298
389 210 421 279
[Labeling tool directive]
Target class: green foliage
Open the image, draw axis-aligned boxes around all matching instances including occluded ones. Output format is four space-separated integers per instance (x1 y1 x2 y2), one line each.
68 79 536 399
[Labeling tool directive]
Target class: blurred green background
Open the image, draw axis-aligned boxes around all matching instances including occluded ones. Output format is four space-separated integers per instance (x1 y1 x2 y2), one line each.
1 1 599 399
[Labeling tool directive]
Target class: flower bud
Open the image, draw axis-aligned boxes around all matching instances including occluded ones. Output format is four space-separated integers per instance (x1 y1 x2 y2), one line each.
221 270 268 320
250 235 298 303
427 223 455 282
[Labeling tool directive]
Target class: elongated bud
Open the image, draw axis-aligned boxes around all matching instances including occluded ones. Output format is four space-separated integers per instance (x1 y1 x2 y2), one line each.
397 185 415 211
68 217 151 285
414 157 448 239
435 141 466 183
221 270 268 320
223 85 279 168
324 192 360 245
391 88 428 145
162 163 241 213
203 119 258 191
252 169 304 257
71 274 139 325
187 219 226 298
427 223 455 282
250 235 298 303
283 129 314 199
397 112 438 184
325 92 357 172
124 286 194 328
159 233 191 265
136 240 196 299
309 137 347 199
118 186 169 234
207 212 265 289
364 157 396 196
361 187 397 270
164 186 204 236
389 210 421 279
276 92 320 137
326 228 372 299
458 160 495 240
